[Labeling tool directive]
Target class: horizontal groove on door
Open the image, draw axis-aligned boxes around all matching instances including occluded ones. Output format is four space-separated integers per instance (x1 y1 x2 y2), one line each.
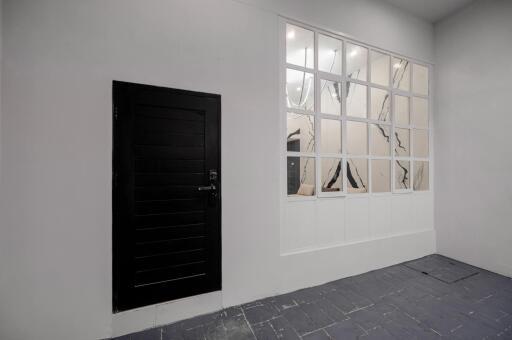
135 223 206 242
135 133 205 147
135 115 204 134
135 185 202 201
134 262 207 286
135 198 204 214
136 236 205 257
135 211 205 229
135 104 205 121
135 145 204 160
134 273 207 288
135 159 205 173
135 249 206 271
135 173 205 186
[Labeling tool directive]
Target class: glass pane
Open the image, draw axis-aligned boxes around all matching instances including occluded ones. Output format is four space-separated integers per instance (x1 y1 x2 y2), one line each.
372 160 390 193
320 119 342 154
412 64 429 95
413 129 429 158
287 156 315 196
347 158 368 193
370 124 391 156
395 160 410 190
394 128 410 157
394 95 410 126
286 69 314 111
346 82 367 118
370 51 390 86
346 43 367 81
412 97 428 128
320 80 342 115
287 113 315 153
321 158 342 192
318 34 342 75
413 161 429 191
347 121 367 155
370 87 390 122
392 57 410 91
286 24 314 69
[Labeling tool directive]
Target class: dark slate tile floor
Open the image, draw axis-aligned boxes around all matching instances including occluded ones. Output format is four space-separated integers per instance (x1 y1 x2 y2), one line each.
113 255 512 340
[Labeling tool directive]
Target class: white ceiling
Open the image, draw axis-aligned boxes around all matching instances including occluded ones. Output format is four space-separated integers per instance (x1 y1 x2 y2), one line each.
382 0 475 23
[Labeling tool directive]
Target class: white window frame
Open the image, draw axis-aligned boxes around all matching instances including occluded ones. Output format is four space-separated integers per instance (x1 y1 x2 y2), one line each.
280 17 433 201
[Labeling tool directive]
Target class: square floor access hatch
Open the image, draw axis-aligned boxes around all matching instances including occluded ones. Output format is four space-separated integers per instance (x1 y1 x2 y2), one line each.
404 254 479 283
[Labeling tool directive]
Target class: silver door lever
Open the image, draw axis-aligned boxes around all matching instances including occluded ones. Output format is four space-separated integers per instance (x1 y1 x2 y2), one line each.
198 185 216 191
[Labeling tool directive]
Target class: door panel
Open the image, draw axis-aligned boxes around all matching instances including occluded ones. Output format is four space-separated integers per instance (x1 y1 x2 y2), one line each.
113 81 221 312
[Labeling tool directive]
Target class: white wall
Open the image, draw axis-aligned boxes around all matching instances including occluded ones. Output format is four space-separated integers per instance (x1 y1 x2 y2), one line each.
434 0 512 277
0 1 434 339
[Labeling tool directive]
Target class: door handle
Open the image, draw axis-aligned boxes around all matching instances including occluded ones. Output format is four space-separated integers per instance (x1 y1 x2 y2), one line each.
198 169 218 193
198 185 216 191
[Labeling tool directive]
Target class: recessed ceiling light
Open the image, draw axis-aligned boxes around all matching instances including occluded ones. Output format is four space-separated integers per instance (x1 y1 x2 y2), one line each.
287 30 295 39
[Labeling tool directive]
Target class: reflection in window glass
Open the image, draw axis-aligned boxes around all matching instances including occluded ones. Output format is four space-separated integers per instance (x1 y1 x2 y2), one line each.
394 128 410 157
395 160 410 190
394 95 409 126
286 69 314 111
320 119 341 154
347 121 367 155
412 97 428 128
287 113 315 153
392 57 410 91
318 35 342 75
321 158 342 192
412 64 429 95
370 87 390 122
370 51 390 86
286 24 314 69
370 124 391 156
372 160 390 193
320 80 342 115
347 158 368 193
346 82 367 118
287 156 315 196
413 129 429 158
413 161 429 191
346 43 367 81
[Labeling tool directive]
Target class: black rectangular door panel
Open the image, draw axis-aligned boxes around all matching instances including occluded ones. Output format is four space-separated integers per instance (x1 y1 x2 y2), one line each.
113 81 221 312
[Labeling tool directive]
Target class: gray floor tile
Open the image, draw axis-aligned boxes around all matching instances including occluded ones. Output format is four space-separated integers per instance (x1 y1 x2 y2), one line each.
115 255 512 340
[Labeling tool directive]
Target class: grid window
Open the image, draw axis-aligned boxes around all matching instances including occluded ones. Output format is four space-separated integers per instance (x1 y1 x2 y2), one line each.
320 80 342 115
284 21 431 197
392 57 410 91
320 119 342 154
321 158 343 192
346 82 367 118
287 156 315 196
287 113 315 153
372 160 391 193
286 24 314 69
395 160 411 190
347 158 368 193
370 51 390 87
286 69 314 112
370 87 391 122
318 35 342 75
346 43 367 81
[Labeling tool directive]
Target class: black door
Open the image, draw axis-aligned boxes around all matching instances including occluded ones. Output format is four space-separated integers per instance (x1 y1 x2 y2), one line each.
112 81 221 312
